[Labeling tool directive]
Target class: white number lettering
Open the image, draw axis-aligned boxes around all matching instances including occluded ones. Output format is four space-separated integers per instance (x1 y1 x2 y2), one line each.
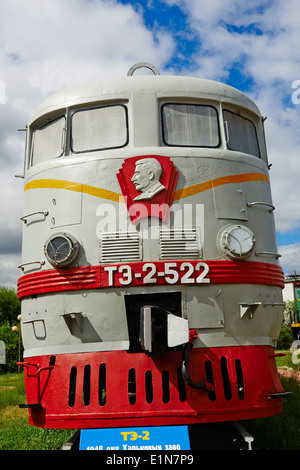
165 262 179 284
195 262 210 283
103 261 210 287
180 262 195 283
143 263 157 283
119 265 132 285
104 266 118 286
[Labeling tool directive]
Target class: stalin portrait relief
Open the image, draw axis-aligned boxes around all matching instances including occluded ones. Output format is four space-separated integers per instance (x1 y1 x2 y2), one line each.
131 158 165 201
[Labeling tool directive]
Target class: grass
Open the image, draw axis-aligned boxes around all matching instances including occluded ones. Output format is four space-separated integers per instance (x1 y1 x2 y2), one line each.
274 349 300 371
0 373 74 450
244 377 300 450
0 351 299 451
243 349 300 450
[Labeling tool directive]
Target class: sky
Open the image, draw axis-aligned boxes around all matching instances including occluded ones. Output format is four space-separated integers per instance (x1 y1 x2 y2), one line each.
0 0 300 288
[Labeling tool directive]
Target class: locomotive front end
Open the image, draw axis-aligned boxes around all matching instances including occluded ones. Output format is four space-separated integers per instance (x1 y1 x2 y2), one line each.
17 65 285 429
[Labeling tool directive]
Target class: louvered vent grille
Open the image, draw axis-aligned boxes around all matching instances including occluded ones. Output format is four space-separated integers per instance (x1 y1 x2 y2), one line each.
159 228 200 259
101 232 141 263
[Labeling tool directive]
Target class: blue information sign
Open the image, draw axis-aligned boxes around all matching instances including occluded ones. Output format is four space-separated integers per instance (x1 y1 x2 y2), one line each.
79 425 190 450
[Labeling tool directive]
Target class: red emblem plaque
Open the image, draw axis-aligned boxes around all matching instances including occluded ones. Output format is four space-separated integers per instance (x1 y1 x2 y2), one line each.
117 155 179 224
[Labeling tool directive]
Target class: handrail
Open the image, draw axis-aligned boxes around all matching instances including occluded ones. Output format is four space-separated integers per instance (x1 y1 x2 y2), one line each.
20 211 49 224
18 260 45 271
255 251 281 259
17 362 55 407
247 201 275 213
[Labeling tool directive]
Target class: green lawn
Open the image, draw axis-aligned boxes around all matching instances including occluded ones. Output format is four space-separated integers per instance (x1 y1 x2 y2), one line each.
244 376 300 450
0 373 74 450
0 352 299 450
243 349 300 450
274 349 300 371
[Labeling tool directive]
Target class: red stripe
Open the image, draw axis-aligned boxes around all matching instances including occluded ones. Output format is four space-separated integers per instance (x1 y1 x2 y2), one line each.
17 266 100 299
17 260 284 299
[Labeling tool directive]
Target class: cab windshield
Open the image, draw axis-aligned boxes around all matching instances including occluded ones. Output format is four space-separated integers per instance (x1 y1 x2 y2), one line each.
162 103 220 148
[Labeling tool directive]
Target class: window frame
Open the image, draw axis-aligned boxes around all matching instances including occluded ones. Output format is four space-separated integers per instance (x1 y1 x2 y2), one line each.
30 114 66 167
223 108 261 158
70 103 129 154
161 102 221 149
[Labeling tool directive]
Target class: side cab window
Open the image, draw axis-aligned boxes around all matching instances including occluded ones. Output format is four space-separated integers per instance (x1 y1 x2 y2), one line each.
223 109 260 158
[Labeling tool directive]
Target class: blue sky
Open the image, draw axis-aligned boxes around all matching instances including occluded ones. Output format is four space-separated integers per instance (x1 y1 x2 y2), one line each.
124 0 199 71
0 0 299 285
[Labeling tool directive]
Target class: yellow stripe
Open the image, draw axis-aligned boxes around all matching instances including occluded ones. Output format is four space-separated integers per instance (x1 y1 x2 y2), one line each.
24 172 269 203
24 179 124 203
173 173 269 200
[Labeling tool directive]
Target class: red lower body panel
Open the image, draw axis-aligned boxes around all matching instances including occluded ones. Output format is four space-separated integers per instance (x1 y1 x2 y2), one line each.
21 345 283 429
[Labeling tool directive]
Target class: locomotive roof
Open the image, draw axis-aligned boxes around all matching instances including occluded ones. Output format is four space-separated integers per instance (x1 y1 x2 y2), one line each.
29 74 261 124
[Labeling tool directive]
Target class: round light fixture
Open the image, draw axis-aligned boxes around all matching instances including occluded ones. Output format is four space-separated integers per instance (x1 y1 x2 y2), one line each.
44 233 79 267
219 225 255 259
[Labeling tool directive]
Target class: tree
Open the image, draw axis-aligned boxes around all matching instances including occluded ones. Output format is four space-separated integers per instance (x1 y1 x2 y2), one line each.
277 322 293 349
0 321 22 372
0 287 22 372
283 299 299 325
0 286 20 325
276 301 298 349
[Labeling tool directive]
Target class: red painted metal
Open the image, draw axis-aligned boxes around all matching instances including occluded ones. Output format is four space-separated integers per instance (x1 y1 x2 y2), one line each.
20 345 283 429
117 155 179 224
17 260 284 299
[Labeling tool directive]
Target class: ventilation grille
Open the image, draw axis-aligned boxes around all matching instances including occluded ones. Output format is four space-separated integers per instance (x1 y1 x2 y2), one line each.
101 232 141 263
67 356 245 408
68 363 187 408
159 228 200 259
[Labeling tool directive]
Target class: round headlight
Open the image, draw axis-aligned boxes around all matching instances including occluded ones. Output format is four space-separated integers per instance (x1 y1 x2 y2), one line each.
219 225 255 259
44 233 79 267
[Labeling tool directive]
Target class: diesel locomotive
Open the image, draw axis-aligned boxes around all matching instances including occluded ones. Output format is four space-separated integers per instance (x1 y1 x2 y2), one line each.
17 63 285 430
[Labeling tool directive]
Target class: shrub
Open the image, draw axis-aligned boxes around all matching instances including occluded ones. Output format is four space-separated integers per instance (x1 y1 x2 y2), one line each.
277 322 293 350
0 321 23 372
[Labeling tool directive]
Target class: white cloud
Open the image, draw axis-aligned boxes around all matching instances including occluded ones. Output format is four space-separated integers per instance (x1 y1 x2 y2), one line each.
0 0 176 287
163 0 300 262
0 0 174 102
0 253 21 288
278 243 300 275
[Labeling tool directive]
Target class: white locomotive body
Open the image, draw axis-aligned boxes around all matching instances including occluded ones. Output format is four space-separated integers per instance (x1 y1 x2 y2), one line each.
18 65 285 428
